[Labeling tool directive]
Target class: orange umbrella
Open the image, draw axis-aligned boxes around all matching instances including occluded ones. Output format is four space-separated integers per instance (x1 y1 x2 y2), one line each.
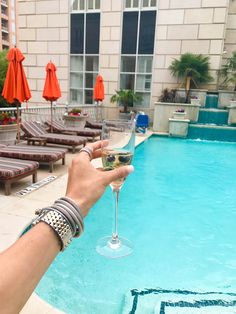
2 47 31 142
93 75 104 120
94 75 104 102
42 62 61 132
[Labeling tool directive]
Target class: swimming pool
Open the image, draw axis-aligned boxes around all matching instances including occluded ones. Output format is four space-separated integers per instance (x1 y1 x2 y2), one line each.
37 137 236 313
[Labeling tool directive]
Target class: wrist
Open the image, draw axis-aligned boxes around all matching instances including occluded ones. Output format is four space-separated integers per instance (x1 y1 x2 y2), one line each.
35 222 62 252
65 194 88 217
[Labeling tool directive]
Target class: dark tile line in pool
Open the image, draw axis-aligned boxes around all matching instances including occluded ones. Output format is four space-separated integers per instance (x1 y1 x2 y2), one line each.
129 288 236 314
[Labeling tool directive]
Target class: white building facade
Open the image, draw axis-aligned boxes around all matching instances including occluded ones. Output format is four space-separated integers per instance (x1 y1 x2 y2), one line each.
18 0 236 110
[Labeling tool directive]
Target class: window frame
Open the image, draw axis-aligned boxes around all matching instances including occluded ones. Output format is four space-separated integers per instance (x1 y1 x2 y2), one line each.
120 2 157 107
70 3 100 104
120 54 153 94
71 0 100 12
124 0 157 11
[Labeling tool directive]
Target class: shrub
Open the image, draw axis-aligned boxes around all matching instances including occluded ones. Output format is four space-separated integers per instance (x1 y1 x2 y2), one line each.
0 50 9 107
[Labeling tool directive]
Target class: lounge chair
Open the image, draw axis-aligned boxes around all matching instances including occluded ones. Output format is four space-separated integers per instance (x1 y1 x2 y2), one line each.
0 157 38 195
85 120 103 129
21 121 87 153
45 120 101 141
0 144 67 172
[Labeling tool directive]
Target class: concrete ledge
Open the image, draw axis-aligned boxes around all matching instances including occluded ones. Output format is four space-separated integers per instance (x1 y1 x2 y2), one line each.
21 293 65 314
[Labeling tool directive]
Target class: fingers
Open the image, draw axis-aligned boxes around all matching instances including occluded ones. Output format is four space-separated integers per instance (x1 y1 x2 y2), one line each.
92 149 102 159
103 165 134 185
79 140 109 160
86 140 108 152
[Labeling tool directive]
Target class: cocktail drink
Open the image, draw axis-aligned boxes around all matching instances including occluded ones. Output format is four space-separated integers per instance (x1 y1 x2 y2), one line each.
96 119 135 258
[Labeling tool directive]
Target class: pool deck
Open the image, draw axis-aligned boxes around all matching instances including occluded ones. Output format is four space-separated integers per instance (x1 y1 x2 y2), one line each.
0 132 152 314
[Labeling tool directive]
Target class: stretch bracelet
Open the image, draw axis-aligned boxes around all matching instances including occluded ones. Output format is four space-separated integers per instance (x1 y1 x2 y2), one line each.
55 197 84 237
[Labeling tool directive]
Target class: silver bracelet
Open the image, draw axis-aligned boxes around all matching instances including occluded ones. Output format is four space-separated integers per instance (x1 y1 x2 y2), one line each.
32 209 73 251
20 197 85 251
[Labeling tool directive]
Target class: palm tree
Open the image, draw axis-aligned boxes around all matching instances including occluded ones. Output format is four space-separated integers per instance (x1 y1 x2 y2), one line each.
219 51 236 91
169 53 213 103
110 89 142 113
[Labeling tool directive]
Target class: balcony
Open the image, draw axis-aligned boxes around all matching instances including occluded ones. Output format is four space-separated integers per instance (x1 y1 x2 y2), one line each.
1 0 8 7
2 39 9 46
1 13 9 20
1 25 9 33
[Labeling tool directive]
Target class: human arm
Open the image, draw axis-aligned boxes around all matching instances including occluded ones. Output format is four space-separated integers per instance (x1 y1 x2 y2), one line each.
0 141 134 313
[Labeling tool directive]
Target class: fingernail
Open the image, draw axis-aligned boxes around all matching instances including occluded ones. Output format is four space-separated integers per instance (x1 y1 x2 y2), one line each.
127 165 134 173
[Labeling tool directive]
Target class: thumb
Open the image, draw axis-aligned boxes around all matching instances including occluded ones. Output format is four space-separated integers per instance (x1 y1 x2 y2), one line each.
104 165 134 185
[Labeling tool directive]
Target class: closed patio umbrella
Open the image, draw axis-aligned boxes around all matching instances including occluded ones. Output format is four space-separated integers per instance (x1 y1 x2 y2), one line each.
2 47 31 143
93 74 104 121
42 61 61 132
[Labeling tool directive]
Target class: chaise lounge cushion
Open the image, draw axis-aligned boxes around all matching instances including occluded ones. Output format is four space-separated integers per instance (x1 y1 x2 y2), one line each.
0 157 39 179
45 120 101 138
21 121 87 149
0 145 67 163
85 120 103 130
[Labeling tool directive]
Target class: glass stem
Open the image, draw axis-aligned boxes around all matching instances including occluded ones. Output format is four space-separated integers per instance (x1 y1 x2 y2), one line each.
111 187 120 244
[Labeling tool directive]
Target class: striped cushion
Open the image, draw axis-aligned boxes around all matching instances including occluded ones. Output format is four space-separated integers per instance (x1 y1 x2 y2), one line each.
0 157 39 179
85 120 103 129
40 133 87 145
21 121 47 137
0 145 67 162
21 121 87 146
45 120 101 137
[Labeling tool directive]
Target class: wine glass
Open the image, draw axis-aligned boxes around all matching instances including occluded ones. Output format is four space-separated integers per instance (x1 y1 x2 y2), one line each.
96 119 135 259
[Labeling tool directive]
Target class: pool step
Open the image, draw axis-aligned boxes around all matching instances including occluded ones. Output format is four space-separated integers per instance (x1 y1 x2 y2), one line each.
188 124 236 142
198 108 228 125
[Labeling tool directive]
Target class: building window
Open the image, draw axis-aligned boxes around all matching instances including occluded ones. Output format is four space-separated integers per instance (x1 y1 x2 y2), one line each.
70 8 100 104
71 0 100 12
121 8 156 107
125 0 157 9
122 12 138 54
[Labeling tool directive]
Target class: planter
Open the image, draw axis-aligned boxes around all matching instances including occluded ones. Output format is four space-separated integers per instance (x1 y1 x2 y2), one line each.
63 114 88 128
0 124 17 145
172 112 186 119
218 90 236 108
227 101 236 125
169 118 190 138
153 102 200 133
119 112 132 120
191 98 201 106
176 88 207 106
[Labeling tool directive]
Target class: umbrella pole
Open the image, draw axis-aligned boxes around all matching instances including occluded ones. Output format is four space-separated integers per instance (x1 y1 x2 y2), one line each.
95 100 99 121
51 101 53 133
16 103 20 144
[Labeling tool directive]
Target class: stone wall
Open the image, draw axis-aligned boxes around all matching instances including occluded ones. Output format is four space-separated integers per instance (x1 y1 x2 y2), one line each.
18 0 235 108
18 0 69 105
99 0 122 110
224 0 236 67
152 0 230 106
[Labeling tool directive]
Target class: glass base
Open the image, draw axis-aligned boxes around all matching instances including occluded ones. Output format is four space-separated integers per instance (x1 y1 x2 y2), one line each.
96 236 133 259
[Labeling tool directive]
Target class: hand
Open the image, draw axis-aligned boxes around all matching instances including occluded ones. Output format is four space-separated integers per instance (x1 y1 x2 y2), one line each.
66 141 134 217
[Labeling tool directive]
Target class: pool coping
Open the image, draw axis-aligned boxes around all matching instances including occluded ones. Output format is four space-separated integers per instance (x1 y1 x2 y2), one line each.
0 132 152 314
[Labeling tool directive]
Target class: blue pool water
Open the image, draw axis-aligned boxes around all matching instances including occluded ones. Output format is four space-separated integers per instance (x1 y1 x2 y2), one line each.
37 137 236 313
